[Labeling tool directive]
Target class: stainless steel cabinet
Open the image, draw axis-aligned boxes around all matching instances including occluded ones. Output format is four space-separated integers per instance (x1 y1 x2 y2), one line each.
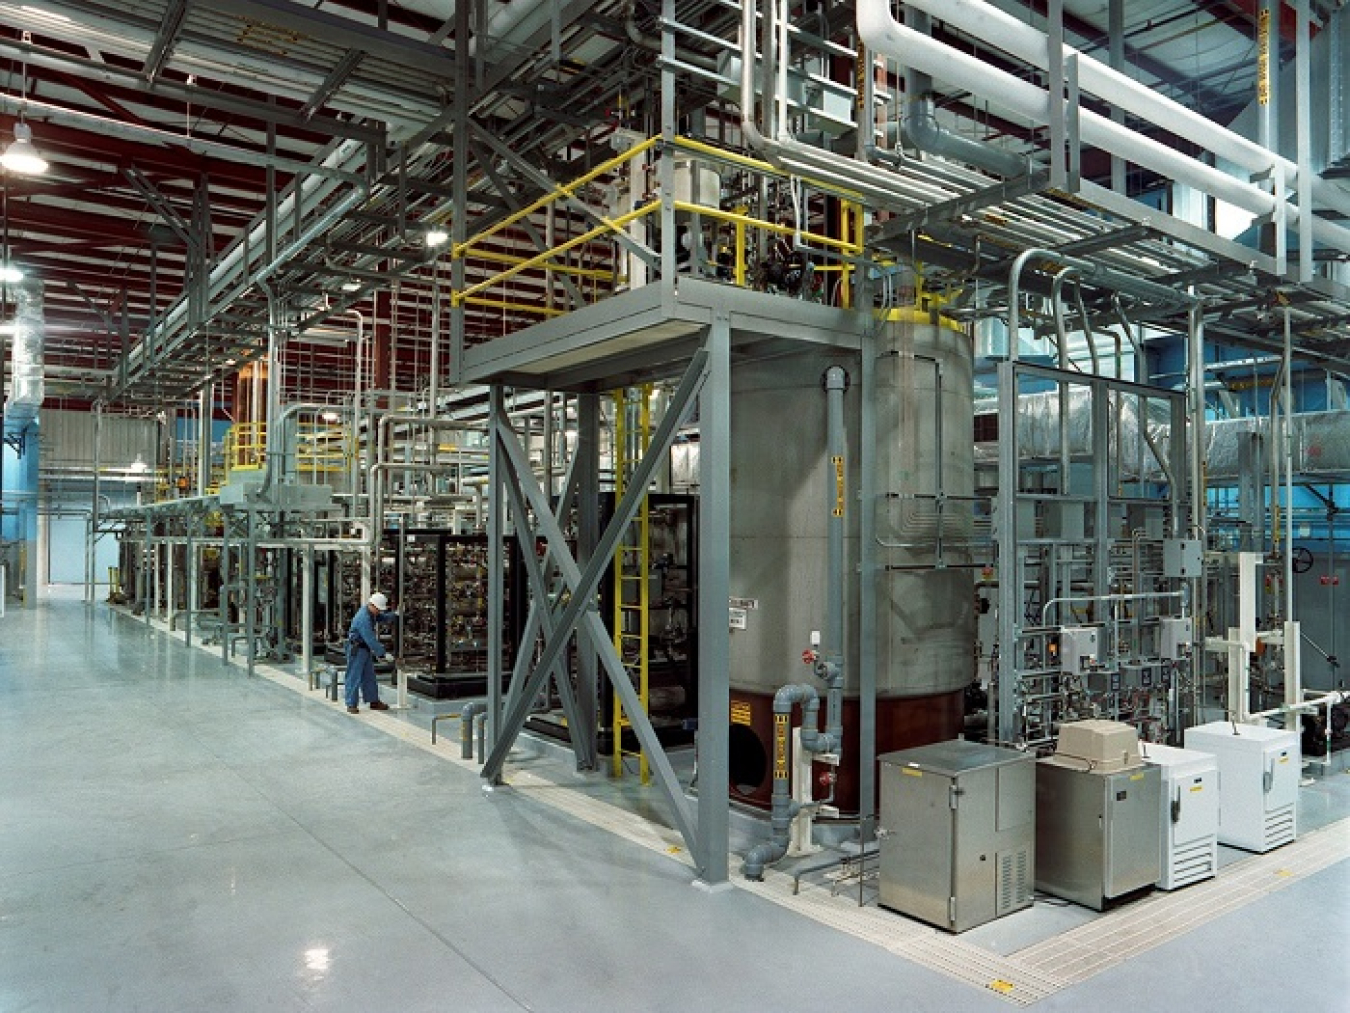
878 740 1035 932
1035 759 1162 910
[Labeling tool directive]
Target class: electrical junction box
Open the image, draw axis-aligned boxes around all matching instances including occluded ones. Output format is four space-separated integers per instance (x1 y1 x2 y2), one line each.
1059 626 1099 674
1163 538 1204 578
1183 722 1299 852
1158 616 1193 661
1142 742 1219 890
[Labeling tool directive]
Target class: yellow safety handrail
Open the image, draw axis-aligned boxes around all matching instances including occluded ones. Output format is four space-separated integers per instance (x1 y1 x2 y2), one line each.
448 134 868 322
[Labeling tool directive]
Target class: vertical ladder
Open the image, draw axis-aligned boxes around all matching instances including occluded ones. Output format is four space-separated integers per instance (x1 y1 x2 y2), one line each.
611 384 652 783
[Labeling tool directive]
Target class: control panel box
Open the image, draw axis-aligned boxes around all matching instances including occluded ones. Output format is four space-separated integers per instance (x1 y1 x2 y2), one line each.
1059 626 1099 674
1158 616 1193 661
1163 538 1204 578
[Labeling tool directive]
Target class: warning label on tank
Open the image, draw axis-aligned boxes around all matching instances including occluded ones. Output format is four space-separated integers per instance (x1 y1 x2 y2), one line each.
730 701 752 726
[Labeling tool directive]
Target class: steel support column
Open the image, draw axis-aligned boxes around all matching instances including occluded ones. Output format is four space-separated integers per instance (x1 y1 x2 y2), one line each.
696 313 732 885
482 351 709 858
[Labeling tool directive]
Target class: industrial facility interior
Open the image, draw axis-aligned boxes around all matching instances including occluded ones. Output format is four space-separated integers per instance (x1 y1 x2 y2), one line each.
1 1 1348 1010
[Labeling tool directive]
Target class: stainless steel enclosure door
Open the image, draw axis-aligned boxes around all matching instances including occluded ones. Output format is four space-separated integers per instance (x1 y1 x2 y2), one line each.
879 764 953 926
1103 768 1162 898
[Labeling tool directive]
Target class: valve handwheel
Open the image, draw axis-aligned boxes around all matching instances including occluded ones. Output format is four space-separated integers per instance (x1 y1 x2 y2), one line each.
1291 545 1314 574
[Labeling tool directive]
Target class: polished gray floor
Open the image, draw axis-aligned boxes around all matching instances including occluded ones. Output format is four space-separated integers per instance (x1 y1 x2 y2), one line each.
2 596 1347 1012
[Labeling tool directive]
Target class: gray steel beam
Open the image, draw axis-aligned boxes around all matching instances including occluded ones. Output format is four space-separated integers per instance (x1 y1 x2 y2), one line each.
696 313 731 885
0 37 385 144
468 138 587 308
208 0 458 80
0 93 363 183
573 392 601 760
300 48 366 118
469 124 661 273
482 352 709 855
142 0 188 83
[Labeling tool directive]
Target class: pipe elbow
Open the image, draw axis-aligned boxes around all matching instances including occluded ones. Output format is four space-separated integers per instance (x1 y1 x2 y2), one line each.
742 842 786 881
772 683 814 712
856 0 896 51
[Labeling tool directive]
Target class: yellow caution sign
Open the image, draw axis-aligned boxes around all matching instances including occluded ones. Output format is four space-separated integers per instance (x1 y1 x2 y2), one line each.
774 713 789 779
731 700 752 726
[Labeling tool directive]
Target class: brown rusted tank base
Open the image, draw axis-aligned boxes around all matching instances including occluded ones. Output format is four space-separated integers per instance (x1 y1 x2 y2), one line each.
727 688 965 814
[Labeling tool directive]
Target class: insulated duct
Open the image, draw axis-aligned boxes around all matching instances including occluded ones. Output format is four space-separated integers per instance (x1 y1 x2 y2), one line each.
5 280 44 424
895 0 1350 221
855 0 1350 256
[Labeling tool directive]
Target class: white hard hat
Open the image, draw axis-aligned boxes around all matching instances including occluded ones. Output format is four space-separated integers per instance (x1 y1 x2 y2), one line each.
369 592 389 611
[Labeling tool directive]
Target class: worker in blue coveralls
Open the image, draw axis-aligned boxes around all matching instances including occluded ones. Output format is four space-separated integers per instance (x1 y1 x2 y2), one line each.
345 591 398 713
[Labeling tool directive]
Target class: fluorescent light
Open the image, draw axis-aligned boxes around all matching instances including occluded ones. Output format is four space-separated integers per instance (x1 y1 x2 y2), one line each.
2 122 48 175
340 280 361 292
0 265 23 283
320 411 341 423
425 227 449 248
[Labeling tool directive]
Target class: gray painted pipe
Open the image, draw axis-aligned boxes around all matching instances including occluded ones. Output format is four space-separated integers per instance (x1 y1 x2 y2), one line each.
459 701 487 760
822 365 848 747
743 683 824 880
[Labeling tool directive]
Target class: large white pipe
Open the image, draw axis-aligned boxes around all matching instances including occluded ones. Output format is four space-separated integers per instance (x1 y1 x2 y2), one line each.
895 0 1350 221
856 1 1350 256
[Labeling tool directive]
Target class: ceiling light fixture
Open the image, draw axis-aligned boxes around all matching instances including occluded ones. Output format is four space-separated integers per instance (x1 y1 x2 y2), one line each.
0 264 23 284
3 34 48 176
340 280 361 292
425 227 449 248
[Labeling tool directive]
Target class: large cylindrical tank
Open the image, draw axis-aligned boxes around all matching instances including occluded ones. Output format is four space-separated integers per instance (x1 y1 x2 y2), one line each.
728 310 976 812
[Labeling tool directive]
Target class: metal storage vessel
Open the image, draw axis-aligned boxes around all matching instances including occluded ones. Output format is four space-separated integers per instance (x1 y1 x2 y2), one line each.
727 310 975 811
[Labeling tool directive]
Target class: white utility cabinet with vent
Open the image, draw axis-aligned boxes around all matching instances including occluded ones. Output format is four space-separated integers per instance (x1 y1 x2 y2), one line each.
1183 722 1299 852
1142 742 1219 889
878 740 1035 933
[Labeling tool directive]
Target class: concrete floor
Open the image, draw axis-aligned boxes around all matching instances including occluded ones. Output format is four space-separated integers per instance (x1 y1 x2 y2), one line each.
2 595 1347 1012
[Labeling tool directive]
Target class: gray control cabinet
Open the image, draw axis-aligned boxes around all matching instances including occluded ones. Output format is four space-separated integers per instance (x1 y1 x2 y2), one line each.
1035 759 1162 910
878 740 1035 933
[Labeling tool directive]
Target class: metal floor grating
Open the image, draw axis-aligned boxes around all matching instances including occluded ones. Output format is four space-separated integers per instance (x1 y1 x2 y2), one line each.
205 632 1348 1009
1015 819 1350 984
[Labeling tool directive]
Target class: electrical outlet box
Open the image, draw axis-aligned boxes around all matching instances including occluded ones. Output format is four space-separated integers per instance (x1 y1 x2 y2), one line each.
1059 626 1099 674
1163 539 1204 578
1159 616 1193 661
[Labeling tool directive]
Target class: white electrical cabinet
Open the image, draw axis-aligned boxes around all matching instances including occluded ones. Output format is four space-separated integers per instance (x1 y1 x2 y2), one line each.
1183 722 1299 852
1142 743 1219 889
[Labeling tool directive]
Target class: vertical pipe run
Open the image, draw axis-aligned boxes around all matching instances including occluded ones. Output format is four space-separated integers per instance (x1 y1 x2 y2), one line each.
823 365 848 742
302 543 314 688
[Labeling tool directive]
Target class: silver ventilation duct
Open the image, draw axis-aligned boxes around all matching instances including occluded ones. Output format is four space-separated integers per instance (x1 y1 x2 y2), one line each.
5 280 44 424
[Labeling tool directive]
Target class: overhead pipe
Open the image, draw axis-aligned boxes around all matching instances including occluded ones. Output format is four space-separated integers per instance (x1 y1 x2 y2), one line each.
901 10 1033 179
855 1 1350 255
895 0 1350 222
